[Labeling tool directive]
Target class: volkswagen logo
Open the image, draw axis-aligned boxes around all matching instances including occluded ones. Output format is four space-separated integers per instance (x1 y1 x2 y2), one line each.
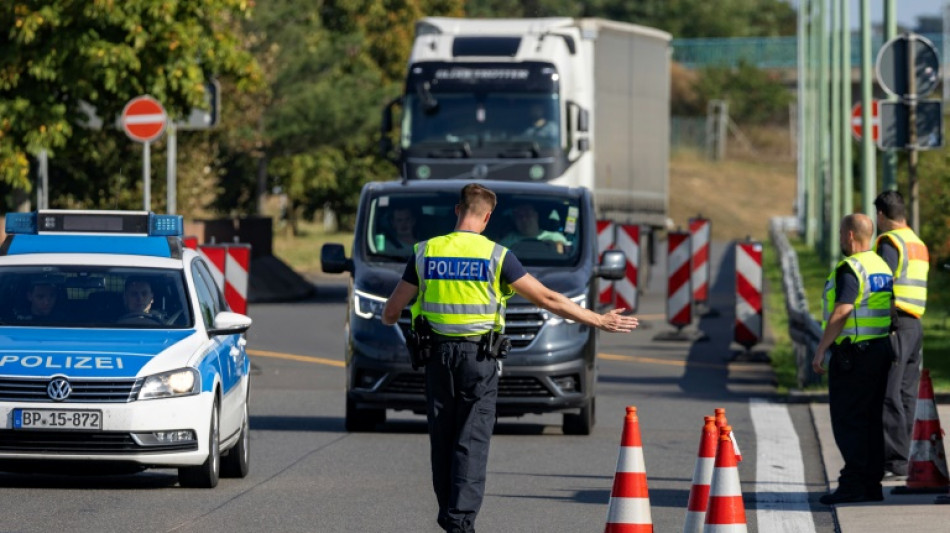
47 378 71 401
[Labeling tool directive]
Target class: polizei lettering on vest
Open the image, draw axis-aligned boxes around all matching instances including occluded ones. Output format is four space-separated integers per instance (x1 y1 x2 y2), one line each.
0 355 125 370
425 257 491 282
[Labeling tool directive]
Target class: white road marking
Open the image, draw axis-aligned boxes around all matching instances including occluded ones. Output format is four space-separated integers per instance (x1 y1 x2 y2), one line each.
750 398 818 532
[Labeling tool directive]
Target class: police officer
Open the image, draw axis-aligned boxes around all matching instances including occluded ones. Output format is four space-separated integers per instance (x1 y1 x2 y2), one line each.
812 213 894 505
382 183 638 532
873 190 929 479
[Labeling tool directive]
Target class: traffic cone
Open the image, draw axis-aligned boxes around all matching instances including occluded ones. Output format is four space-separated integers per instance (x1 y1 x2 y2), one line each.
703 425 747 533
714 408 743 462
892 369 949 495
684 416 718 533
605 406 653 533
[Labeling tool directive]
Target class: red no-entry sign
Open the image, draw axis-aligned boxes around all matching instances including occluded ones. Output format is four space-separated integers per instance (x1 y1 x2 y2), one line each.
121 95 167 143
851 100 879 143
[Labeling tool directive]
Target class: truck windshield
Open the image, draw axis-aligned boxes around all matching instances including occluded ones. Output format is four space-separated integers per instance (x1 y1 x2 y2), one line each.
364 190 582 267
402 92 561 151
0 266 192 328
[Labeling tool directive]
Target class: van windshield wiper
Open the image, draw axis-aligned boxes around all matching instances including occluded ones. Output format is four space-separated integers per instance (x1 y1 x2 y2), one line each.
485 141 540 158
411 141 471 158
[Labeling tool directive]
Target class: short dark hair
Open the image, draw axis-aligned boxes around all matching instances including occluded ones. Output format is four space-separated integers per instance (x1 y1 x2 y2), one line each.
874 190 906 222
125 276 153 291
458 183 497 216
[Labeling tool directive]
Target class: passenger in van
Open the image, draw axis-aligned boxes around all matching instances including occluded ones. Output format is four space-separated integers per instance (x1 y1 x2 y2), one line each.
15 280 61 321
383 207 420 251
499 203 569 253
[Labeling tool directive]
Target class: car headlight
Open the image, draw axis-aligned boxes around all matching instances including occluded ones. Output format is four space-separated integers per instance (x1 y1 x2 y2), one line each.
354 289 388 320
138 368 199 400
546 293 587 326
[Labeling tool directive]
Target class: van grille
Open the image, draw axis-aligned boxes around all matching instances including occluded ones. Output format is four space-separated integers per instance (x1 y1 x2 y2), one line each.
381 373 552 398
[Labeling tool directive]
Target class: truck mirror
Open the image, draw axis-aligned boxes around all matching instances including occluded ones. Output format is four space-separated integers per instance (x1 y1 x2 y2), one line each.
321 243 353 274
576 107 589 132
577 138 590 152
596 249 626 280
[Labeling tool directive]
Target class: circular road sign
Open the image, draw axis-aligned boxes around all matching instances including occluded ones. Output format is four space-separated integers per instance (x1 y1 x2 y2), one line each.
875 33 940 98
121 95 167 143
851 100 879 143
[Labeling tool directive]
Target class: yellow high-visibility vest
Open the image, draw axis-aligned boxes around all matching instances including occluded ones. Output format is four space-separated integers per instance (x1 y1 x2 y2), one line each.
875 227 928 317
822 251 893 344
411 232 513 336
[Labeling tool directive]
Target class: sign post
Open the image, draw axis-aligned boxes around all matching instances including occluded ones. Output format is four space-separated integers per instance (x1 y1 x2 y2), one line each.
121 95 167 211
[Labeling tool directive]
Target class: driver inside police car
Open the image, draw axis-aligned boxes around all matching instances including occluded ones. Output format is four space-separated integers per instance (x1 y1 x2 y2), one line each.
123 276 155 315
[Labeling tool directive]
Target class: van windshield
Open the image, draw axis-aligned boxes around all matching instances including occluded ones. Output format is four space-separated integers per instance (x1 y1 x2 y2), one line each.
364 190 583 267
0 266 192 328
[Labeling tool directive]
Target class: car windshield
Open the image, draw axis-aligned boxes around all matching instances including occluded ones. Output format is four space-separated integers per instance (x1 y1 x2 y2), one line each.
402 92 561 150
364 190 583 267
0 266 192 328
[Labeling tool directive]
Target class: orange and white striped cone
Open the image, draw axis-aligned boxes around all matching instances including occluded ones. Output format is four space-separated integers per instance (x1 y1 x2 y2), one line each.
684 416 718 533
605 406 653 533
714 408 743 462
893 369 949 495
703 425 747 532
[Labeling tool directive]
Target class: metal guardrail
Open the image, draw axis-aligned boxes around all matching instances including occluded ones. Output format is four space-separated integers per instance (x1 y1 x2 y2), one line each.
769 217 823 388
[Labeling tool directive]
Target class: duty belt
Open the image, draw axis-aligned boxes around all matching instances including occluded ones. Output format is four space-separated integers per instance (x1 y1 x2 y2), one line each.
430 332 486 344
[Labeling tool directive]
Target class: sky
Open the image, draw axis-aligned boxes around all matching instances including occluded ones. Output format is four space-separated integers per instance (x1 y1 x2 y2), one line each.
847 0 943 31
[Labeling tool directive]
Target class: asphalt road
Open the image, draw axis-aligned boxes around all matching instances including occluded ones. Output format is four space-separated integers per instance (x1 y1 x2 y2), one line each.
0 242 838 532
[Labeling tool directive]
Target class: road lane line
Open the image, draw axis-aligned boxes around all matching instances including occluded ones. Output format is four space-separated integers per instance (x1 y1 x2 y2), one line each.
248 348 345 368
750 398 817 532
599 352 763 372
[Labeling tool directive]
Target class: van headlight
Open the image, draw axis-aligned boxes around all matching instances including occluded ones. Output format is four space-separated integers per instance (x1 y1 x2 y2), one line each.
138 368 199 400
546 293 587 325
354 289 388 320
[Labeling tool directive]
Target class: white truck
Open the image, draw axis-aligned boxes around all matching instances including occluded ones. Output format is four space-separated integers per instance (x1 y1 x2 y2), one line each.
382 16 672 228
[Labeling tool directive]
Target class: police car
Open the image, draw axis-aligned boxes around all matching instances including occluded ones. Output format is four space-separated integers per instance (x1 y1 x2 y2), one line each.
0 210 252 488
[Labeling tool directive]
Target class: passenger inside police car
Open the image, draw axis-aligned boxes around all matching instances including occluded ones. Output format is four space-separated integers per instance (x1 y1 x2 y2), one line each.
15 279 62 322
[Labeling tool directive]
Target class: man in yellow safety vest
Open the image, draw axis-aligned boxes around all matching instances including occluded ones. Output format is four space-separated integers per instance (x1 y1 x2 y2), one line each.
873 190 929 480
382 183 638 532
813 213 894 505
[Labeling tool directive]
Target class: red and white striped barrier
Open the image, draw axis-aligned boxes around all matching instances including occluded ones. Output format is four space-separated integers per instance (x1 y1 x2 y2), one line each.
183 235 199 250
734 240 763 348
667 231 692 328
198 244 227 293
225 244 251 315
689 217 711 305
598 220 616 306
615 224 640 313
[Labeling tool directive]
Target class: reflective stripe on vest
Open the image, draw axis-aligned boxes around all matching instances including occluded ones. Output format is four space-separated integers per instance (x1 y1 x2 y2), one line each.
875 227 929 317
822 251 893 344
411 232 511 336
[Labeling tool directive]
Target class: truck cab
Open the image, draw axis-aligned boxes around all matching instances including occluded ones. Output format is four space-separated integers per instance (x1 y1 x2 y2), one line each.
322 179 625 434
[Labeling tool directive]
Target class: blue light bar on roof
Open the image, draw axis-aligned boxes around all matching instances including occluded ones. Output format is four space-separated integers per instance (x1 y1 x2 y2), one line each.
4 212 38 234
149 214 184 237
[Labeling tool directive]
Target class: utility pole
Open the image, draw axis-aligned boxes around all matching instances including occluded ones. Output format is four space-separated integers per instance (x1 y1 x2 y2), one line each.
829 0 842 263
818 0 830 257
881 0 898 191
841 0 853 215
859 0 876 217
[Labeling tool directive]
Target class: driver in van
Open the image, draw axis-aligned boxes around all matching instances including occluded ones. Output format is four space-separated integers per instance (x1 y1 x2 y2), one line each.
499 203 569 253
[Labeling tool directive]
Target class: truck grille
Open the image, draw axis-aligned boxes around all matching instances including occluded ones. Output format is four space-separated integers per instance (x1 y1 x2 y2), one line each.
381 373 552 398
0 377 141 403
0 430 196 453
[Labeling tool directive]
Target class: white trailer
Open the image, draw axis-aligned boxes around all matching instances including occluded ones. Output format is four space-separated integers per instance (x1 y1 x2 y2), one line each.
383 17 672 227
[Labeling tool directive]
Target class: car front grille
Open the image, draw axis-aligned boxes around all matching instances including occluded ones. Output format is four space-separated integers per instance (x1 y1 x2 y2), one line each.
0 430 197 454
0 377 142 403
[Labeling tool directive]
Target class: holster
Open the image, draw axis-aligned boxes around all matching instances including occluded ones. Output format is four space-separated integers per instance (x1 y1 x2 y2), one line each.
407 316 433 370
481 330 511 360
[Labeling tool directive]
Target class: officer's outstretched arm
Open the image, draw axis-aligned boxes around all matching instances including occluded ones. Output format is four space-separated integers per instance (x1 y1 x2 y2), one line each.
382 281 418 325
510 274 638 333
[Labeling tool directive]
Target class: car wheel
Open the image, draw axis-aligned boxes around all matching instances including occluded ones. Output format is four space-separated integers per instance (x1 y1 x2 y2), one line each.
221 400 250 478
179 398 221 488
345 396 385 432
562 397 594 436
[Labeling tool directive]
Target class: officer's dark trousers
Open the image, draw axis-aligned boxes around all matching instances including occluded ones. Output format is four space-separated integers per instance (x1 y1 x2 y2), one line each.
828 337 892 495
883 314 923 475
426 341 498 533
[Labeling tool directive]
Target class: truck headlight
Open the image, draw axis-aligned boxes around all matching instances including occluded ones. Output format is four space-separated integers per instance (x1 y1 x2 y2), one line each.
354 289 388 320
138 368 199 400
547 294 587 326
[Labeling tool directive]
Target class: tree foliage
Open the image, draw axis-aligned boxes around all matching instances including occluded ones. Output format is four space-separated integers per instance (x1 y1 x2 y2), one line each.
689 60 793 124
579 0 796 37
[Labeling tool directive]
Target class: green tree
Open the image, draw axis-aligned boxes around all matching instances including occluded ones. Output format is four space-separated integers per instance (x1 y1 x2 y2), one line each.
692 60 792 124
0 1 262 212
580 0 796 37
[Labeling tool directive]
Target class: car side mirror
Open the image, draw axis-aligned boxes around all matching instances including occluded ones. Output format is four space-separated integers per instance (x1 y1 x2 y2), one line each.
321 243 353 274
208 311 252 336
596 249 626 280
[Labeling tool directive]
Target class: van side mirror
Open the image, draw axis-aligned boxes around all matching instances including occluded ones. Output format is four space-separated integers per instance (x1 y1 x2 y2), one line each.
576 107 589 132
596 249 626 280
321 243 353 274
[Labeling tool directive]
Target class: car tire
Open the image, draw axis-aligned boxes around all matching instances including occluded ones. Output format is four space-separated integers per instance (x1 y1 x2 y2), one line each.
345 396 385 432
221 400 250 478
562 397 594 436
179 398 221 488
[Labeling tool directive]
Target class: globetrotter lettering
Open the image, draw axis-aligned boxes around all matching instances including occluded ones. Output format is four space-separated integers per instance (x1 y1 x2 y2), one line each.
434 68 530 81
425 257 491 282
0 355 125 370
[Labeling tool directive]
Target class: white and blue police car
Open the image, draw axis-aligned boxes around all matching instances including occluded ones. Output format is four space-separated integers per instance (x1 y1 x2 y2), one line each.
0 210 252 488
